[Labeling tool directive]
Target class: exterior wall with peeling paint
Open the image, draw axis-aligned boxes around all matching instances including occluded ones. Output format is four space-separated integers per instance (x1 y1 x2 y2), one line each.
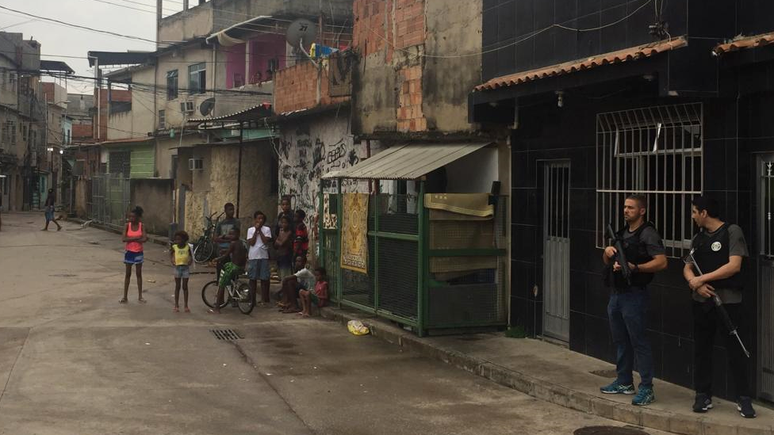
277 110 382 263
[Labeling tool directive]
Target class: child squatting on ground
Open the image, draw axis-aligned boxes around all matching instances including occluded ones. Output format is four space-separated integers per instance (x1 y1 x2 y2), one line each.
170 230 193 313
121 206 148 304
298 267 328 317
208 227 247 314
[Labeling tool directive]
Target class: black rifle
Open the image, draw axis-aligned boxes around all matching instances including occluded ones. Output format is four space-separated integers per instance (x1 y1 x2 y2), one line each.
607 223 632 285
684 249 751 358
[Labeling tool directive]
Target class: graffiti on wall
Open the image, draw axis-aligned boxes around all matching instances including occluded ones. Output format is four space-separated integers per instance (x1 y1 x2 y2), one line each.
278 117 380 260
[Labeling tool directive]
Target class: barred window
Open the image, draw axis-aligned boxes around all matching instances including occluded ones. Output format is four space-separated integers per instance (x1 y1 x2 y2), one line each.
596 103 703 258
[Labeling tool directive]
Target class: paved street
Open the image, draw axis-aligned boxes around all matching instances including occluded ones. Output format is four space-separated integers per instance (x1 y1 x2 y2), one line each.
0 212 670 435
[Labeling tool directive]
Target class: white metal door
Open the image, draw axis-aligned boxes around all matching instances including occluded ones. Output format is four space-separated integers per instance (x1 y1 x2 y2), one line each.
758 156 774 401
543 161 571 342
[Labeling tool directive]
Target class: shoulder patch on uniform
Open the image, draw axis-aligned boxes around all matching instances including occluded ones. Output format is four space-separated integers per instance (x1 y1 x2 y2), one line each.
711 241 722 251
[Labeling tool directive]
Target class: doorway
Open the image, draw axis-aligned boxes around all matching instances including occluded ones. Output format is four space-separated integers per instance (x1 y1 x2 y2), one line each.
757 155 774 401
543 161 571 342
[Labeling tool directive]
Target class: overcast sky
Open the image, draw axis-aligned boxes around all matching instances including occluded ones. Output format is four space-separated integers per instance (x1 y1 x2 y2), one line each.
0 0 172 94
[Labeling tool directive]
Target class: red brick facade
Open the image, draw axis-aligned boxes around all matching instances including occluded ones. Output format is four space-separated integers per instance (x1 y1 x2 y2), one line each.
353 0 427 132
273 61 349 115
94 88 131 140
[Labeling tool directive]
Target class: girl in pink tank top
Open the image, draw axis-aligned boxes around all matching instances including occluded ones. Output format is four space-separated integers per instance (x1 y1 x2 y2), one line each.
121 206 148 304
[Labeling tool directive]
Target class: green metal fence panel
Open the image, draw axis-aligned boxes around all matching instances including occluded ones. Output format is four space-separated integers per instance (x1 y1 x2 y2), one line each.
322 187 506 333
378 236 419 322
425 196 509 329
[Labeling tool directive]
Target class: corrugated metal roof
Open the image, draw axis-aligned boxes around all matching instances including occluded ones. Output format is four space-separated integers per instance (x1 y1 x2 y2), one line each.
189 103 272 123
322 142 492 180
474 37 688 92
713 32 774 55
99 137 153 146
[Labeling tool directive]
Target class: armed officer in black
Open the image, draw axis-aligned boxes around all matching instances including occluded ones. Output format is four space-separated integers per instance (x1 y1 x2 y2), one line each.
601 195 667 406
683 196 756 418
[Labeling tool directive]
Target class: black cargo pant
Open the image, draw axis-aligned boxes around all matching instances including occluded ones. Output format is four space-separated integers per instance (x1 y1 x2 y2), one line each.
693 301 750 398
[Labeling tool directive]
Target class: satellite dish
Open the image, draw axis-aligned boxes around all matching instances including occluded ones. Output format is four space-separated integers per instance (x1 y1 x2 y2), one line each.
286 19 318 50
200 98 216 116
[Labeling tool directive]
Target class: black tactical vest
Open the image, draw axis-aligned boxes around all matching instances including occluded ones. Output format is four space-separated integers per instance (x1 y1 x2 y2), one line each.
692 223 743 289
612 222 657 288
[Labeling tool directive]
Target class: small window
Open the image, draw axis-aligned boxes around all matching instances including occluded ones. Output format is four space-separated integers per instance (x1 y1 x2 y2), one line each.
233 73 244 88
159 109 166 130
166 70 178 100
188 63 206 94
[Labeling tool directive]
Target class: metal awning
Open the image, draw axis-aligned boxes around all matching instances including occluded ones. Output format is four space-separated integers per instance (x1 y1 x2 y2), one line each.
40 60 74 74
189 103 272 123
323 142 493 180
205 16 273 46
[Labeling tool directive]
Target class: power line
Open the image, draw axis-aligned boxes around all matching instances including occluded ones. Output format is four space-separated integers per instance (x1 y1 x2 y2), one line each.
0 5 159 45
358 0 655 59
7 67 274 97
78 0 181 14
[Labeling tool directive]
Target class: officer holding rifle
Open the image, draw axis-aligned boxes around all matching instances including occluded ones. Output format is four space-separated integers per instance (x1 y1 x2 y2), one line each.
683 196 756 418
600 195 667 406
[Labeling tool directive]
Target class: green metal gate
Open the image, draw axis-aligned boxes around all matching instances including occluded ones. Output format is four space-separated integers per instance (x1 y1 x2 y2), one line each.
320 179 508 336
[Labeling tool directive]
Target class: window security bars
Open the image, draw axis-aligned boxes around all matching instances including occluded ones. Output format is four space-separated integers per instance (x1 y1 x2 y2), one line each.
596 103 703 258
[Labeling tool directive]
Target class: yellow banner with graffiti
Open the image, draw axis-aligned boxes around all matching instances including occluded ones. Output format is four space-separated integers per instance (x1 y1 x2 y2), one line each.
341 193 369 274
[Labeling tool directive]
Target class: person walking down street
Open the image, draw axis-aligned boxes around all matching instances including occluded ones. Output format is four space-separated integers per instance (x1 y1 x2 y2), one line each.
247 211 272 306
42 188 62 231
274 215 293 280
121 206 148 304
208 227 247 314
683 196 756 418
293 209 309 263
600 195 667 406
213 202 240 279
170 230 193 313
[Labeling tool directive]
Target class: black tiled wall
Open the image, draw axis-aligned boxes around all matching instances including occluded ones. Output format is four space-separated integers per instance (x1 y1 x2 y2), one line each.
510 93 763 399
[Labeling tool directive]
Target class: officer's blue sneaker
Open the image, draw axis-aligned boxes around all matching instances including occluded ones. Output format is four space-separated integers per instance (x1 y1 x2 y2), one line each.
632 386 655 406
600 380 635 395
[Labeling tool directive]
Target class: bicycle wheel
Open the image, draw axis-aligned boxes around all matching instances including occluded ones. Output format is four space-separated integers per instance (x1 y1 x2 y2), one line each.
235 282 255 315
201 280 229 309
193 239 214 264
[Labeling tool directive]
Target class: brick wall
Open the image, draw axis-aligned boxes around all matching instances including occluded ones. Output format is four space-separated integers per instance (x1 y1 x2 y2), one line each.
274 61 349 115
394 0 425 49
397 65 426 132
72 123 93 141
94 88 131 140
353 0 428 133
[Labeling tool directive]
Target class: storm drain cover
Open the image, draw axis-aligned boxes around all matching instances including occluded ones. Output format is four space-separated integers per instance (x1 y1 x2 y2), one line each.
574 426 649 435
210 329 242 341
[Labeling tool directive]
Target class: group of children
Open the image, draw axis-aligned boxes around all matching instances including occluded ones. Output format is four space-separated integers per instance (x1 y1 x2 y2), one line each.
120 197 328 317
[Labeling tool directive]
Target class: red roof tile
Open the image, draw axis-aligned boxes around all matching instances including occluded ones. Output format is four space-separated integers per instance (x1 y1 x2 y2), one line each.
713 33 774 55
474 37 688 92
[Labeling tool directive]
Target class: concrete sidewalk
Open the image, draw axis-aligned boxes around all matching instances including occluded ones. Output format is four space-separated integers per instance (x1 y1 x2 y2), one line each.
321 306 774 435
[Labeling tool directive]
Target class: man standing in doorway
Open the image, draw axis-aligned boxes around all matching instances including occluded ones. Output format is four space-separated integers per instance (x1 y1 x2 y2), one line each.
683 196 756 418
42 188 62 231
601 194 667 406
213 202 240 279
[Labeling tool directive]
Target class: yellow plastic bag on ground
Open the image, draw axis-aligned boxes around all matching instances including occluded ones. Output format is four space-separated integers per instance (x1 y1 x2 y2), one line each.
347 320 370 336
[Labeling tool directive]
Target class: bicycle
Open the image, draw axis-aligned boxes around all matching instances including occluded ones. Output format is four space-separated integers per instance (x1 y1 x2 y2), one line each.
193 212 223 264
201 273 255 315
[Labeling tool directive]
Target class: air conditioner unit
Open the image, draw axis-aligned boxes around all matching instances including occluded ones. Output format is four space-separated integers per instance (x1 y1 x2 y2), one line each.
180 100 195 114
188 158 203 171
